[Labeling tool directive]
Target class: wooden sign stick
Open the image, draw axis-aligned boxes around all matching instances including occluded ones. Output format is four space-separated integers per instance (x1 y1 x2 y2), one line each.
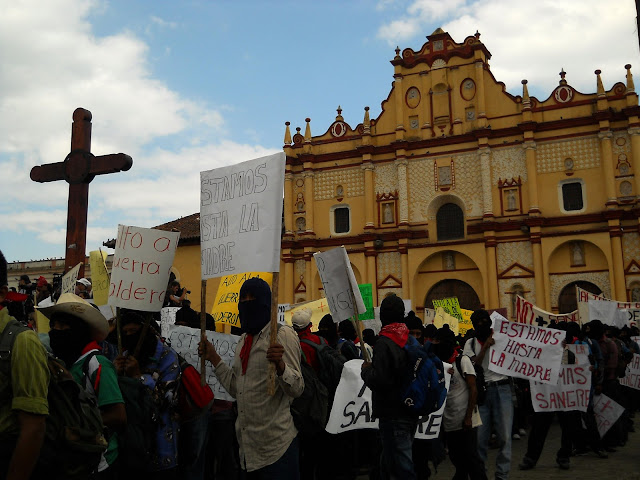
348 285 371 363
200 279 207 386
267 272 280 396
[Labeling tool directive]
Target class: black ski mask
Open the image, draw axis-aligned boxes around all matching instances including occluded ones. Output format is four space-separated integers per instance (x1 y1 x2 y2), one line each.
238 277 271 335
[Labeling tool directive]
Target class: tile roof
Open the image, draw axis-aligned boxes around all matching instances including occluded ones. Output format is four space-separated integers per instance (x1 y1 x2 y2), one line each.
154 212 200 241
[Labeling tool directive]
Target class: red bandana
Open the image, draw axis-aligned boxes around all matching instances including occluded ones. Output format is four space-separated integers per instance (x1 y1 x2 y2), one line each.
239 335 254 375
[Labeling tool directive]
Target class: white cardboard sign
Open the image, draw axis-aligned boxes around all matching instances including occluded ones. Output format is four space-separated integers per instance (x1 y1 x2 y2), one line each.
167 325 240 402
108 225 180 312
620 353 640 391
530 364 592 412
314 247 366 323
593 394 625 438
588 300 628 328
325 359 451 439
199 152 285 279
489 317 564 385
61 262 82 294
160 307 180 338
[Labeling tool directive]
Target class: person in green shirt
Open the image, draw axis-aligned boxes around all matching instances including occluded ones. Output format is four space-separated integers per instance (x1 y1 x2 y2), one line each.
38 293 126 479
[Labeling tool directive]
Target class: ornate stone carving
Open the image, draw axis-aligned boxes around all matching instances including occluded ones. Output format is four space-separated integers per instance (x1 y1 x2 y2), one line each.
536 136 601 174
314 167 364 200
496 241 534 272
492 146 527 184
622 232 640 265
375 163 398 194
499 277 535 316
295 259 306 279
377 252 402 284
549 272 611 308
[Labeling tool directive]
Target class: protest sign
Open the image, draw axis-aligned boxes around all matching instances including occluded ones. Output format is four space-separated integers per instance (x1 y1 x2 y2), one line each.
89 250 110 305
210 272 273 328
284 298 335 330
167 325 240 401
593 394 625 438
459 308 474 336
326 359 451 439
577 286 607 323
433 307 459 336
588 300 628 328
424 308 436 325
200 152 285 279
108 225 179 312
277 304 290 325
160 307 180 338
314 247 366 322
61 262 82 294
620 353 640 391
515 295 578 326
530 364 591 412
432 297 463 321
489 316 564 384
358 284 375 321
566 343 591 366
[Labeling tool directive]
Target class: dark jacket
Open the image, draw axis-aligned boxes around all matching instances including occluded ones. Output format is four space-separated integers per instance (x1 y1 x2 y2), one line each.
361 322 416 420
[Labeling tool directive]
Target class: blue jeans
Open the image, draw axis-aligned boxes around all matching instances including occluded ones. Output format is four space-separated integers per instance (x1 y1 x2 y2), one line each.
240 436 300 480
378 417 418 480
477 383 513 480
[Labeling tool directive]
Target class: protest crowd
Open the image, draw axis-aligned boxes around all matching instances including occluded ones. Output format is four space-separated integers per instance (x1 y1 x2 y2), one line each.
1 261 639 480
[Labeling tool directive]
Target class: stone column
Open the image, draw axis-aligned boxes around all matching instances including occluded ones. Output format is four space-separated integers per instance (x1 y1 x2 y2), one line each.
303 169 315 234
531 229 546 307
524 141 540 214
609 220 627 300
304 251 314 301
284 173 293 236
395 157 409 225
474 60 487 128
394 74 405 141
284 258 294 303
599 131 618 207
479 147 493 219
362 161 375 229
484 233 499 307
400 245 410 300
365 250 378 306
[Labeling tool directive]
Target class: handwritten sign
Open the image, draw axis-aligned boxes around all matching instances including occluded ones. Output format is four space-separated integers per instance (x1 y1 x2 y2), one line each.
160 307 180 338
432 297 463 321
284 298 336 330
314 247 366 323
577 286 607 323
326 359 450 439
433 307 459 335
459 308 474 336
593 394 624 438
108 225 180 312
620 353 640 391
530 364 591 412
61 262 82 294
277 304 290 325
424 308 436 325
358 284 375 321
200 153 285 279
489 316 564 384
89 250 110 306
566 343 591 366
167 325 240 401
515 295 578 326
210 272 273 328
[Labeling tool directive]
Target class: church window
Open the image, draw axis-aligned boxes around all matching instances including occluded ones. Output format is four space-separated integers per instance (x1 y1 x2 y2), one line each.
559 180 585 212
436 203 464 241
331 205 351 234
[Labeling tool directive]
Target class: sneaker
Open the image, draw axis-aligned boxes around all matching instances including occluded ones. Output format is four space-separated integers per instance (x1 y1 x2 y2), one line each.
593 449 609 459
557 458 570 470
518 428 527 436
512 433 521 440
519 457 535 470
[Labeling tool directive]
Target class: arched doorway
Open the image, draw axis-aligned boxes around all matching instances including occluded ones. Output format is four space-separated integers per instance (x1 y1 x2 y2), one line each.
558 281 602 314
425 279 481 311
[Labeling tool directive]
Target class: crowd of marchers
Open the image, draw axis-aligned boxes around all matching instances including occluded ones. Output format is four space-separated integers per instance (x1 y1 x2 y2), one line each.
1 270 639 480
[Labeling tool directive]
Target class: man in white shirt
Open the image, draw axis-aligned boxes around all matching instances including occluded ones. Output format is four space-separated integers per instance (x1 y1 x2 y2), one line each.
463 310 514 480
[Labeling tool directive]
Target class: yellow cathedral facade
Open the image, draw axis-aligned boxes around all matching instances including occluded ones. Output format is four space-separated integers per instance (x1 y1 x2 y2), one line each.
278 29 640 321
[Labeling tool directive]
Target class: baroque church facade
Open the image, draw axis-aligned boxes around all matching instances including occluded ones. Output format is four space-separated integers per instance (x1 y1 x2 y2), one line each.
279 29 640 320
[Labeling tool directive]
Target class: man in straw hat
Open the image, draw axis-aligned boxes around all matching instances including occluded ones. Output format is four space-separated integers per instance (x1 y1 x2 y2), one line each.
38 293 126 478
0 255 50 479
199 277 304 478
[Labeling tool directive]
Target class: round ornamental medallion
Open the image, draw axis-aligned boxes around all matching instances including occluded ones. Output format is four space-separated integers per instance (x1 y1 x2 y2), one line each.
619 162 630 175
616 137 627 146
620 180 633 196
331 121 347 137
406 87 421 109
460 78 476 101
295 179 304 187
554 86 574 103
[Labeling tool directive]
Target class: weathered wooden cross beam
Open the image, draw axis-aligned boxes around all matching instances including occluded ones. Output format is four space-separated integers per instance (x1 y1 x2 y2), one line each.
31 108 133 277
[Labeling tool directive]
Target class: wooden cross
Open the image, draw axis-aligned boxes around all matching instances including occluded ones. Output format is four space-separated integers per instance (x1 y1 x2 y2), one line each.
30 108 133 277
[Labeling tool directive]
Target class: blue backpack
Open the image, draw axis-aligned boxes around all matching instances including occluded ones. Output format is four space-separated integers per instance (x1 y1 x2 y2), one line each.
400 337 447 416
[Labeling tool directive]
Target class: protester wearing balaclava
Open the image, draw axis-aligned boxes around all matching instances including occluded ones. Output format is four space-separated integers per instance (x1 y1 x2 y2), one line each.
238 277 272 335
119 309 160 366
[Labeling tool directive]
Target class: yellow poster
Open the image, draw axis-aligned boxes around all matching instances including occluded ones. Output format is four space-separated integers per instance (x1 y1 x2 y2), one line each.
211 272 273 328
284 298 336 330
459 308 474 336
89 250 110 306
433 307 459 336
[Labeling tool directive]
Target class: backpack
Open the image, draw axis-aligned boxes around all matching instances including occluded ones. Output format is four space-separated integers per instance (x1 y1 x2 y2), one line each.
290 353 329 433
82 352 158 473
300 338 347 394
176 353 215 420
400 337 447 416
0 320 107 479
468 338 487 406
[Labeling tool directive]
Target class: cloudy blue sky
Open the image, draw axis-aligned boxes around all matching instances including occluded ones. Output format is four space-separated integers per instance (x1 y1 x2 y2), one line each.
1 0 638 262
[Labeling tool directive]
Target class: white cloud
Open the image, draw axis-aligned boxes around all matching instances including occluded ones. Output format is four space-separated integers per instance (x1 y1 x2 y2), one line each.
150 15 178 29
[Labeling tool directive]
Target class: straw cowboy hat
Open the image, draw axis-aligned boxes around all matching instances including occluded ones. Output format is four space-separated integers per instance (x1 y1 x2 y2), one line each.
37 293 109 341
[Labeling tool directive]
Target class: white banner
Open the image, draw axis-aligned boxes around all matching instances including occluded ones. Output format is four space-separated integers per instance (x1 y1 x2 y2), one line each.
530 364 592 412
620 353 640 391
167 325 240 402
593 394 625 438
566 344 591 366
108 225 180 312
199 152 285 279
577 286 607 323
515 295 578 326
61 262 82 294
326 359 451 439
314 247 366 322
588 300 628 328
489 317 564 385
577 287 640 327
160 307 180 338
